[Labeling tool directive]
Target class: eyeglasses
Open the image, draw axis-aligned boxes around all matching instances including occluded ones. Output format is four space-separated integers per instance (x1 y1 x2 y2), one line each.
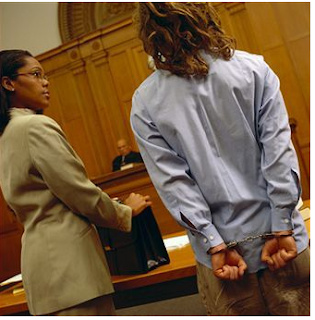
12 70 48 82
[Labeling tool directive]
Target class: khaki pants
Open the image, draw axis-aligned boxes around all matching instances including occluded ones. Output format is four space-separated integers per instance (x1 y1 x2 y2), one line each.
51 294 116 316
196 248 310 316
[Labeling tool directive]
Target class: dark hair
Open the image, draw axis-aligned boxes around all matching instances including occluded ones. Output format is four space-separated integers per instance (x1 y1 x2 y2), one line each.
134 2 236 77
0 50 33 133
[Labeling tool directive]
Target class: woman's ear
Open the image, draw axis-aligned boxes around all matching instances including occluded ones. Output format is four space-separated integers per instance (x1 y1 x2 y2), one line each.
1 76 15 92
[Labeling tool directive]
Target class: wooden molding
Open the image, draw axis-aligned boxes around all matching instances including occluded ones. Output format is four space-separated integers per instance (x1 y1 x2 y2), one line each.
58 3 135 43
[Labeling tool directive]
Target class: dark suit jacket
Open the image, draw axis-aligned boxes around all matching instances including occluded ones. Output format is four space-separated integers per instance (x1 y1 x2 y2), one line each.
112 151 143 171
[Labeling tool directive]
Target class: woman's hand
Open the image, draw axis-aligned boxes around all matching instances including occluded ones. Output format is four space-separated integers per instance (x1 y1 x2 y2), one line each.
124 192 152 216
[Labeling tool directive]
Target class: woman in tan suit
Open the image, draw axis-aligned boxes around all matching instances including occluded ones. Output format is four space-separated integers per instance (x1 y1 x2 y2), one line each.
0 50 152 315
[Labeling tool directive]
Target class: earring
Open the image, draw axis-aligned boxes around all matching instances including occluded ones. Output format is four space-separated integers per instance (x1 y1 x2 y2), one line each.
11 88 14 92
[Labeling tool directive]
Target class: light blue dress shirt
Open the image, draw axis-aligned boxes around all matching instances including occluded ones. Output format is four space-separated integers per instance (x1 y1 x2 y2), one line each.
130 50 309 273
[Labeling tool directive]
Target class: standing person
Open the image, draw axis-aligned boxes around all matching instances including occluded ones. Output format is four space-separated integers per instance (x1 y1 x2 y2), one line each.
112 138 143 171
131 3 309 316
0 49 152 316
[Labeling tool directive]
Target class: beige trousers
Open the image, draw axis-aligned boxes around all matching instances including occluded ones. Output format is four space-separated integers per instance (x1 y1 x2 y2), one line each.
51 294 116 316
196 247 310 316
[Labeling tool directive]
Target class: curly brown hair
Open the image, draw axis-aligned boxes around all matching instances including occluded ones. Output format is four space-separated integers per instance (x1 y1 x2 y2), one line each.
134 2 236 77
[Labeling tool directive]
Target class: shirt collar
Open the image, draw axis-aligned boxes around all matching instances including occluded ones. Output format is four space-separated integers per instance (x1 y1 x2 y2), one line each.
9 107 36 118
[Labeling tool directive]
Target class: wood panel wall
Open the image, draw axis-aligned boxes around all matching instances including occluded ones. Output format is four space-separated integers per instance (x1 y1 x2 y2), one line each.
38 20 152 178
0 3 310 282
0 191 23 282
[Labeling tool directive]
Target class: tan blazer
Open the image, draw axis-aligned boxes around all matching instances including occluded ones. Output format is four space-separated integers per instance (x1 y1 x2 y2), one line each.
0 108 132 315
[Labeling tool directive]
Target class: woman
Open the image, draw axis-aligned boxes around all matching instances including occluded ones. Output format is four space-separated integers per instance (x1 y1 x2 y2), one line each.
0 49 152 316
131 3 309 316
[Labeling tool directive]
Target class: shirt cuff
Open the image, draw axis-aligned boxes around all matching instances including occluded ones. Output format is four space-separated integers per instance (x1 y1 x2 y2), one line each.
195 224 224 253
271 208 294 232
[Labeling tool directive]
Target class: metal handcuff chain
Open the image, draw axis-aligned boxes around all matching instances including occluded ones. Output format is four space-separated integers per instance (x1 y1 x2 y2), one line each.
226 232 275 249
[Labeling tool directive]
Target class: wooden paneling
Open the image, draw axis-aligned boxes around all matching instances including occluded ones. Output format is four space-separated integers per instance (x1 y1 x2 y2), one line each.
287 36 310 108
217 3 260 54
0 189 23 283
86 55 125 165
272 2 310 41
39 20 152 175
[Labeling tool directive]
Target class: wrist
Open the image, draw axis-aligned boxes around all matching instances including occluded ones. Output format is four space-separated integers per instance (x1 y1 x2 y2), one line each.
273 230 293 238
208 243 227 255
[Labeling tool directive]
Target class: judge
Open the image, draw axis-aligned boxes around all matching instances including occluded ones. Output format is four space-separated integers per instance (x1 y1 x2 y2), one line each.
112 138 143 171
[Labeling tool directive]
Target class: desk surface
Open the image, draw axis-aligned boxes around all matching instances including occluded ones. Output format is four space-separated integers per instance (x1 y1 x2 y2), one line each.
0 200 310 316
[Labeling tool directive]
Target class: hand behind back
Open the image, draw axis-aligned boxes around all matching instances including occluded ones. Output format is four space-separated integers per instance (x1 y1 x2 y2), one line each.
211 232 297 280
261 236 297 271
211 249 247 281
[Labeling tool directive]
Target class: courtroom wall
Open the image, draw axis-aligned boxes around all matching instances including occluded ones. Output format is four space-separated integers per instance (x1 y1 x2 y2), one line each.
0 2 61 56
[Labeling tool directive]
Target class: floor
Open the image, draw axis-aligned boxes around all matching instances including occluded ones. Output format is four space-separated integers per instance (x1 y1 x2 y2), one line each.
116 293 207 316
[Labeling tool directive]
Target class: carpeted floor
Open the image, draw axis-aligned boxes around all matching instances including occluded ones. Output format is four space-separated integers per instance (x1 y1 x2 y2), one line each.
116 293 207 316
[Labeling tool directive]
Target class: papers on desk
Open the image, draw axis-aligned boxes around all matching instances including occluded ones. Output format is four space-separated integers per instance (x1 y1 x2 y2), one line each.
296 198 310 220
0 273 22 287
296 197 310 221
300 207 310 221
297 198 303 210
120 163 134 170
163 234 190 251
